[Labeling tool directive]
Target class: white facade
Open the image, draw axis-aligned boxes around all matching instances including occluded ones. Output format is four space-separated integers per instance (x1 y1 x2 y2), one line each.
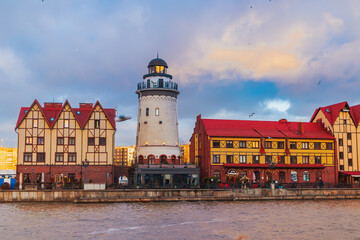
136 58 181 163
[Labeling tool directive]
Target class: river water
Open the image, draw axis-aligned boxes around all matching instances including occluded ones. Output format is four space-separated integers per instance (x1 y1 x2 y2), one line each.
1 200 360 240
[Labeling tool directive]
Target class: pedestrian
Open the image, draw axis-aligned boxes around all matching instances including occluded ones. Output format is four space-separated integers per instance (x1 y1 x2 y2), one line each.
319 178 324 188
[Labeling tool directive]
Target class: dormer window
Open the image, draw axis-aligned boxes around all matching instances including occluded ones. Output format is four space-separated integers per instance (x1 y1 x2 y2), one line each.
76 111 80 115
50 118 54 121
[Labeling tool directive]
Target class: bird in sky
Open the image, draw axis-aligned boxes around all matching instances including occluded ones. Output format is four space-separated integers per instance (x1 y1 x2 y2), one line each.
116 115 132 122
317 80 321 86
249 113 255 118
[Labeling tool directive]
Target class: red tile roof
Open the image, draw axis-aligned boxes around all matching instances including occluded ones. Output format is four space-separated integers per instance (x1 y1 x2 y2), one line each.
200 118 334 139
15 99 116 130
310 101 360 126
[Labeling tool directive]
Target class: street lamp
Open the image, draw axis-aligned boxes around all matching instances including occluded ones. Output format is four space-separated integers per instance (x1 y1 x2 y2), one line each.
82 159 89 184
269 159 276 189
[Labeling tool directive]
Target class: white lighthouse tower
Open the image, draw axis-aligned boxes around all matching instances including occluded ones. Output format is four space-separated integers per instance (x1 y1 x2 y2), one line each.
135 56 180 165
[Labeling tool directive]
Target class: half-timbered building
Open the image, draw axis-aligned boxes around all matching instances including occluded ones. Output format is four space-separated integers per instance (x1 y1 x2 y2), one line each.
190 115 337 188
15 100 116 188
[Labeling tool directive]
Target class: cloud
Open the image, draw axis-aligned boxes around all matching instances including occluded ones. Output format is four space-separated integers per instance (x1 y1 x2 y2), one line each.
262 99 291 113
0 48 30 84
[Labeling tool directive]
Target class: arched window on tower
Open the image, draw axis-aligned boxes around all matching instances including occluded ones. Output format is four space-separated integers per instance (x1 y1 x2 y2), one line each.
148 155 155 164
146 108 149 116
155 107 159 116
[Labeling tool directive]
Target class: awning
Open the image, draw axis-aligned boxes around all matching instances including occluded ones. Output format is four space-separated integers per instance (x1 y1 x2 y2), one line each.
339 171 360 177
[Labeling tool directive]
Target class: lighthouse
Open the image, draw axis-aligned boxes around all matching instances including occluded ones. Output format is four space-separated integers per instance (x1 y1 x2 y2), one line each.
135 56 181 165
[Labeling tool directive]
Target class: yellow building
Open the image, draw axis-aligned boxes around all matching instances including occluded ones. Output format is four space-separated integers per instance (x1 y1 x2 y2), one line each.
15 100 116 187
115 145 135 166
0 147 17 170
180 143 190 163
191 115 337 187
311 101 360 186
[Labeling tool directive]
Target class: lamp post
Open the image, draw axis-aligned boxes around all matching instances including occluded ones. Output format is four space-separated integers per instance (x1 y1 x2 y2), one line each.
82 159 89 184
269 159 276 189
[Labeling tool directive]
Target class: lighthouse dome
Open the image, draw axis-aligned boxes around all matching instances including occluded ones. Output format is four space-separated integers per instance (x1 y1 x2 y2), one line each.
147 57 168 68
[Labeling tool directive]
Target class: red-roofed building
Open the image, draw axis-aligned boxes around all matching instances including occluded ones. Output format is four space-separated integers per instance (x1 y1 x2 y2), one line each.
15 100 116 189
190 115 337 188
311 102 360 186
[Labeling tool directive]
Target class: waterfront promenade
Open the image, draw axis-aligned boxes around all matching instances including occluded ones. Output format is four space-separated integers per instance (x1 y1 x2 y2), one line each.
1 188 360 203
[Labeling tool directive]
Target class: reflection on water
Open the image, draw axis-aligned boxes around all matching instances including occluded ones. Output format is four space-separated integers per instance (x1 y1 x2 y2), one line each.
1 200 360 240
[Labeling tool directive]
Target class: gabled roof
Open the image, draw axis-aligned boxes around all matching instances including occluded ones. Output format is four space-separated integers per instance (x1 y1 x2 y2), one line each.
200 118 334 139
350 104 360 126
310 101 357 125
15 100 116 130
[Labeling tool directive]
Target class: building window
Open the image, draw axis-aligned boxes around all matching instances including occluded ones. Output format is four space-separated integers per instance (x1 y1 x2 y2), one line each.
348 146 352 153
291 171 298 181
55 153 64 162
302 142 309 149
252 141 259 148
265 155 272 164
213 155 220 164
68 153 76 162
214 171 221 179
315 156 321 164
24 153 32 162
146 108 149 116
290 142 297 149
64 120 69 128
23 173 31 184
26 137 32 145
348 158 353 167
57 137 64 145
252 155 259 164
88 137 95 146
226 155 233 164
99 137 106 146
155 107 159 116
239 155 246 163
302 156 309 164
279 171 286 182
138 155 144 164
68 173 76 183
277 142 284 149
95 120 100 129
69 137 75 145
213 141 220 148
33 119 38 128
226 141 233 148
303 171 310 181
339 139 343 146
278 156 285 164
344 119 347 124
326 143 333 150
37 153 45 162
339 152 344 159
314 142 321 150
37 137 44 145
340 165 344 171
239 141 246 148
347 133 352 140
148 155 155 164
160 155 167 164
264 141 272 149
290 156 297 164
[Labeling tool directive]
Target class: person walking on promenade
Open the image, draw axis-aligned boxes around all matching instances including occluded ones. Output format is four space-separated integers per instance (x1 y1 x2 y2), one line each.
319 178 324 188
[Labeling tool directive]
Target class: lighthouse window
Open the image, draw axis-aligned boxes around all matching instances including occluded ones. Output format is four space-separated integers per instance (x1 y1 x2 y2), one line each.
159 79 164 88
155 108 159 116
146 108 149 116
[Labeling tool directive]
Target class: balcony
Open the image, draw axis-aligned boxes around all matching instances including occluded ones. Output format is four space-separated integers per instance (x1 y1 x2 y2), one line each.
137 79 178 91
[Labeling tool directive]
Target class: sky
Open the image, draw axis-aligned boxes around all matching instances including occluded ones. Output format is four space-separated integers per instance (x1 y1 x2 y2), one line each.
0 0 359 148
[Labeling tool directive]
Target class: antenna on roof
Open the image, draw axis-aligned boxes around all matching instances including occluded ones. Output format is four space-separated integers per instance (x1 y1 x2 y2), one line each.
53 97 54 103
1 139 3 148
157 52 159 58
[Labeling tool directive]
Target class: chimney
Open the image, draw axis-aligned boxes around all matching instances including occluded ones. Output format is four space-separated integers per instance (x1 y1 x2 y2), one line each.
297 121 304 135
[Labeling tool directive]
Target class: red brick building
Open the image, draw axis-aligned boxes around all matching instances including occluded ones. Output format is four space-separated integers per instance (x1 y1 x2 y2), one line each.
190 115 338 187
15 100 116 188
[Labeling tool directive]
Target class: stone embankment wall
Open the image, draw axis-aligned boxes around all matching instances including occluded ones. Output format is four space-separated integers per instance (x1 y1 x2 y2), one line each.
1 188 360 203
